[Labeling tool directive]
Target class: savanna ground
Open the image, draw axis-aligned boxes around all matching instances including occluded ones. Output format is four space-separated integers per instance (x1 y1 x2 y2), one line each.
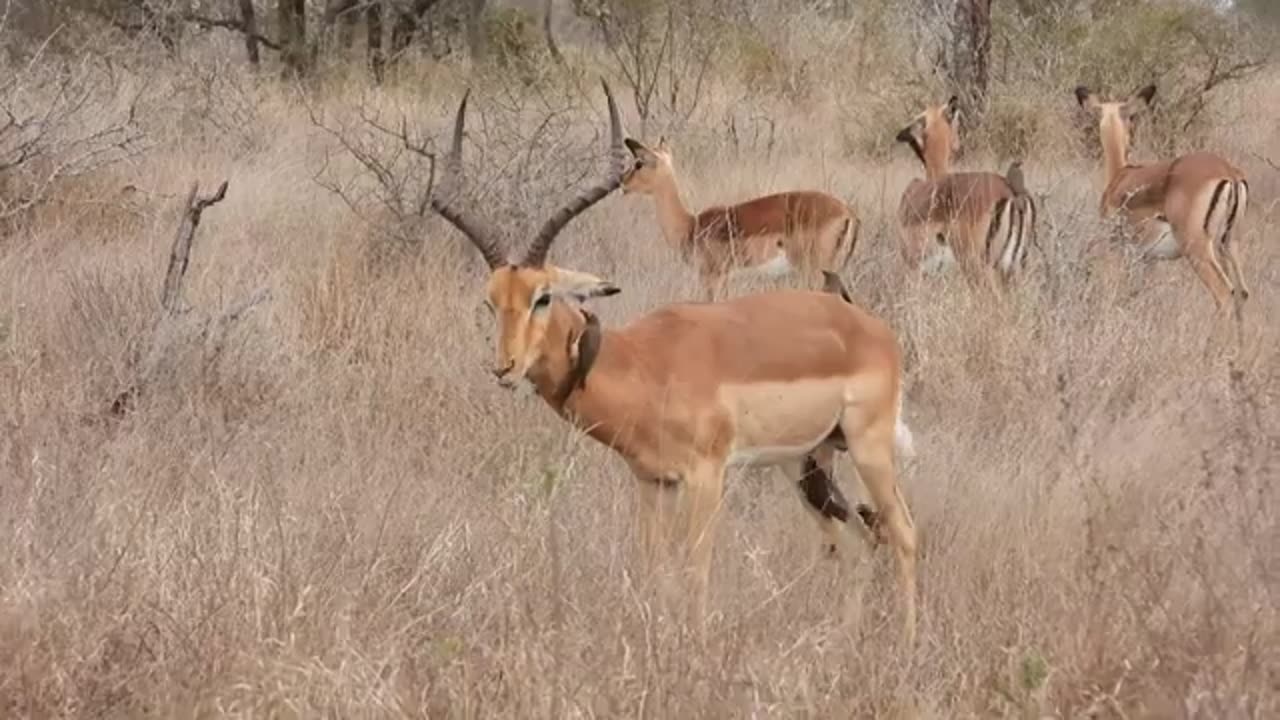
1 2 1278 717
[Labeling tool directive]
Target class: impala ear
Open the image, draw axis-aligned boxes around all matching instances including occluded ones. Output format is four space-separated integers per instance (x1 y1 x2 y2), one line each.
625 137 660 166
656 136 669 152
548 266 621 303
1075 85 1102 113
1123 84 1156 117
895 117 926 166
943 95 961 124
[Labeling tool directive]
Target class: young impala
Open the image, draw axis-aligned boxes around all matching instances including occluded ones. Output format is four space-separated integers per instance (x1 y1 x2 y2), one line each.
1075 84 1250 312
429 81 919 643
621 137 860 301
895 96 1037 286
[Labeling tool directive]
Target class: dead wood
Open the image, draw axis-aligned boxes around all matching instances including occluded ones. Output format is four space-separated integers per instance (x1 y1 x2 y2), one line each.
110 179 270 418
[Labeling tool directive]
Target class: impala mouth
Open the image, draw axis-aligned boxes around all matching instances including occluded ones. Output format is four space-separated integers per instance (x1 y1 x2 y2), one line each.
492 362 517 388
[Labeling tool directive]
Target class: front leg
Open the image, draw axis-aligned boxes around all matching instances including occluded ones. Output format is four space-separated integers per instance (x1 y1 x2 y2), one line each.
631 467 678 581
681 460 726 631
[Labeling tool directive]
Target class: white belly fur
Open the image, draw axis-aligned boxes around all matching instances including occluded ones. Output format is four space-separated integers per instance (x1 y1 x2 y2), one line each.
727 435 836 468
721 379 849 468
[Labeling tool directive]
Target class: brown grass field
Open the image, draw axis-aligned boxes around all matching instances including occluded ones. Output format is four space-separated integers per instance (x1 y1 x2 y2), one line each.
1 14 1278 718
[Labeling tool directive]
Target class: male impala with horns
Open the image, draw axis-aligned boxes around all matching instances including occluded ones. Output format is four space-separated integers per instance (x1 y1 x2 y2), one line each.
428 80 920 644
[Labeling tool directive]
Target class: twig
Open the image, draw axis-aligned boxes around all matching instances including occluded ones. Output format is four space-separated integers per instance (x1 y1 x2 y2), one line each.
1249 151 1280 172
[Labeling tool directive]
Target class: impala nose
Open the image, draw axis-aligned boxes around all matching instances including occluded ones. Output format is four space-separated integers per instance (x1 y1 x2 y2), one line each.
492 362 516 388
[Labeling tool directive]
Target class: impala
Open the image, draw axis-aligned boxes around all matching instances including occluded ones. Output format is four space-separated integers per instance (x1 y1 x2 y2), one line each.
895 96 1037 286
430 81 919 643
1075 84 1250 311
620 137 860 301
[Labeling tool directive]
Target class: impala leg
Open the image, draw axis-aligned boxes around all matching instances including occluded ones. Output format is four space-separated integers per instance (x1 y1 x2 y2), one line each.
1218 238 1249 303
1184 239 1235 312
681 461 725 630
781 445 880 559
633 472 678 582
842 409 919 647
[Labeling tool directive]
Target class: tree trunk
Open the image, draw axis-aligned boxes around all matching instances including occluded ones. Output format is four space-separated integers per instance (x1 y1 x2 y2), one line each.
237 0 261 65
952 0 992 117
390 0 442 58
465 0 487 62
277 0 308 75
368 1 385 82
928 0 992 131
543 0 564 65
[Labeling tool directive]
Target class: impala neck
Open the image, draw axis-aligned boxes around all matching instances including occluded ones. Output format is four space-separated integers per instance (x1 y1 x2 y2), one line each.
922 133 952 181
527 303 637 443
1100 122 1129 187
648 177 696 251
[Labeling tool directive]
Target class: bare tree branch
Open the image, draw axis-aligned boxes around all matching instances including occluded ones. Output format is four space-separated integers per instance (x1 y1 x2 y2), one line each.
183 12 283 51
0 39 148 221
162 180 229 314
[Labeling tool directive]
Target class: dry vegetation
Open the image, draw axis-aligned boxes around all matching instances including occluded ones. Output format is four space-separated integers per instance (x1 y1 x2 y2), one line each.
1 1 1278 717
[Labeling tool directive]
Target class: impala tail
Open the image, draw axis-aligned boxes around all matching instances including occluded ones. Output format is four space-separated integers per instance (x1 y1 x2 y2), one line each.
987 161 1037 276
1204 177 1248 248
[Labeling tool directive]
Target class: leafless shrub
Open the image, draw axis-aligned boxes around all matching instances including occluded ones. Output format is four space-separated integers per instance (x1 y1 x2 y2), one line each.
573 0 722 134
306 78 619 263
0 27 148 226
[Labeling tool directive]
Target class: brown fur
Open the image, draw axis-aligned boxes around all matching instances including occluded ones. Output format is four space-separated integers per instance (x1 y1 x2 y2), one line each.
895 97 1037 286
622 137 860 300
1076 84 1251 310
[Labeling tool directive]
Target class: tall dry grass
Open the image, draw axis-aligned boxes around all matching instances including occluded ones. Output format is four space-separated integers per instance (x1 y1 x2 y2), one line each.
1 19 1278 718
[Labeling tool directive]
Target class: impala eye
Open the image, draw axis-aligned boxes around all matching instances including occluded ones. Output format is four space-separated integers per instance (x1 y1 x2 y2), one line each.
532 293 552 311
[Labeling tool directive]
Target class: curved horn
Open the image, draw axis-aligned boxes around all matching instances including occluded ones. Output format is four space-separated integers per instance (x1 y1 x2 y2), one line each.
430 89 509 269
522 78 629 267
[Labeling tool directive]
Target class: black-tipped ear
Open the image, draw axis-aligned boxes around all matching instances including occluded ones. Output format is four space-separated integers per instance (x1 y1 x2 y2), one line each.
944 95 961 122
896 121 926 166
597 284 621 298
1135 84 1156 105
624 137 644 156
1074 86 1092 107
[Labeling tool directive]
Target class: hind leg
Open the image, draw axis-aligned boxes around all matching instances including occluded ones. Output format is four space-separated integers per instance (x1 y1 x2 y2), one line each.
780 445 881 559
1218 238 1249 302
840 406 919 646
1184 236 1235 311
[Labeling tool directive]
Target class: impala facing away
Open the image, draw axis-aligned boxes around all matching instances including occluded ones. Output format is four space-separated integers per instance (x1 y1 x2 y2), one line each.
895 96 1037 286
429 81 919 643
621 137 860 300
1075 84 1250 311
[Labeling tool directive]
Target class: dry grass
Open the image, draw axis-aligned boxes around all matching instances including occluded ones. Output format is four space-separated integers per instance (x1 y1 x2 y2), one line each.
1 32 1278 719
